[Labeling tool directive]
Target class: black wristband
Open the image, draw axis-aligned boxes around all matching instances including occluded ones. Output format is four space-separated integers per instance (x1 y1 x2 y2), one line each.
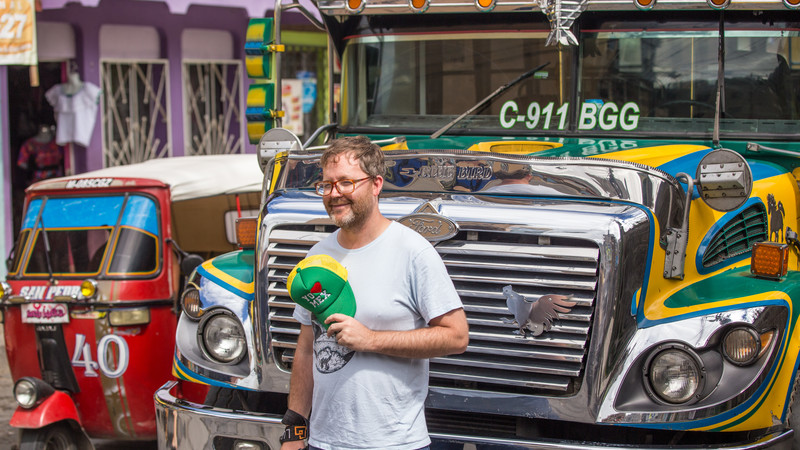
279 409 308 443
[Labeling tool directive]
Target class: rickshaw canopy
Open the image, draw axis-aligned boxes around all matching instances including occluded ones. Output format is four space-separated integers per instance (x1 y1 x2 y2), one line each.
27 154 264 201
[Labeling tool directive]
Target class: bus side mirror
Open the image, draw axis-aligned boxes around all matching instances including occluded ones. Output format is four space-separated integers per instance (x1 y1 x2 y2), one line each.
180 254 205 277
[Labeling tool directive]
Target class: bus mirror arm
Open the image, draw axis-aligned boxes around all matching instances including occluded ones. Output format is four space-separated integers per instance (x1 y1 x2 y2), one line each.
165 239 204 277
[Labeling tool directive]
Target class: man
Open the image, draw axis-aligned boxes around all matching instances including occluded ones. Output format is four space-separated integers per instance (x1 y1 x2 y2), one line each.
281 136 469 450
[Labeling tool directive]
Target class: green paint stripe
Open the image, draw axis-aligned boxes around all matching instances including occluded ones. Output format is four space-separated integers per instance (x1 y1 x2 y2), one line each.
665 268 800 315
282 31 327 48
209 250 255 284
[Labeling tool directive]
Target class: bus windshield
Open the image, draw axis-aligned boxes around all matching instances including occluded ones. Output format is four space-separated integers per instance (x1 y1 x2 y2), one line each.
581 27 800 136
11 195 160 278
340 16 800 138
341 30 568 132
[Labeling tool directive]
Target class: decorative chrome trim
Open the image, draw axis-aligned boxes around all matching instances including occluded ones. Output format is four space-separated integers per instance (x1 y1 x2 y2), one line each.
256 192 647 409
154 380 794 449
706 0 731 8
408 0 430 12
398 202 459 242
278 150 686 233
172 275 260 388
475 0 496 11
598 305 786 424
314 0 794 16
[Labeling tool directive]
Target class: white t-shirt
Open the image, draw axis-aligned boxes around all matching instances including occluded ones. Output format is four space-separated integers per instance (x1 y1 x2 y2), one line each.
45 82 102 147
293 221 463 450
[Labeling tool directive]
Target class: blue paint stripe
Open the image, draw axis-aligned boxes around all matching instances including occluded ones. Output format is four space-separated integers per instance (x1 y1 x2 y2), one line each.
695 197 766 275
196 265 255 301
173 354 255 391
656 149 786 199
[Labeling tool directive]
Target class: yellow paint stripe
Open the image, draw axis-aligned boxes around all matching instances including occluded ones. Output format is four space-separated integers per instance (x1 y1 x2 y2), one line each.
588 144 709 167
201 260 255 295
172 359 209 386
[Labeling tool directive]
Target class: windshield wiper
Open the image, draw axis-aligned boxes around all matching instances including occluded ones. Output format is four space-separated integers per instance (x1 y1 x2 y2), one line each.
36 211 55 282
431 62 550 139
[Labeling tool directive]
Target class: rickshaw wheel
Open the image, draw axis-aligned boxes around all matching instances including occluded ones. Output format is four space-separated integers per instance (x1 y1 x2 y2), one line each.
19 423 78 450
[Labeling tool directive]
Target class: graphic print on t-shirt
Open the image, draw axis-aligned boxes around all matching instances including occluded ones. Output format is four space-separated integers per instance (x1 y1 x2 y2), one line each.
312 321 355 373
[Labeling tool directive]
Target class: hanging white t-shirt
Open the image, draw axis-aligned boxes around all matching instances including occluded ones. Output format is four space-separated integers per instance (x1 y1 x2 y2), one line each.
293 221 463 450
45 82 102 147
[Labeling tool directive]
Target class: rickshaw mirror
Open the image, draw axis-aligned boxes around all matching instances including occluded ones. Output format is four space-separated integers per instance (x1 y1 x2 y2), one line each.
181 254 205 276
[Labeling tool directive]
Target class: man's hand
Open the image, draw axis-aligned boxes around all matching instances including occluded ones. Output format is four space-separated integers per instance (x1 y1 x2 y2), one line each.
280 440 306 450
325 308 468 358
325 314 374 351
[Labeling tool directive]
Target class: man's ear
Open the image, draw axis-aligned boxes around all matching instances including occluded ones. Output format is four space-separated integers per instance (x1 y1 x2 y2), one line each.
373 175 384 195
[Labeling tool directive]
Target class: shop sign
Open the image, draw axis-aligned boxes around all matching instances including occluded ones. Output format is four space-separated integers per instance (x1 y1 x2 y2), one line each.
0 0 37 65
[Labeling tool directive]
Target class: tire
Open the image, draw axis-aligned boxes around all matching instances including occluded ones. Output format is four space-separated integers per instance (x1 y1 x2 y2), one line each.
787 375 800 450
205 385 287 413
18 423 78 450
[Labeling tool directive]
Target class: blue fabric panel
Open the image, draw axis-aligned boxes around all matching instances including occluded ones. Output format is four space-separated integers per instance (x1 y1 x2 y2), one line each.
120 195 159 235
21 195 158 236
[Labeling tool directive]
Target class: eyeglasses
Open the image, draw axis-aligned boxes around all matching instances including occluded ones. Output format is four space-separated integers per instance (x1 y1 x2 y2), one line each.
314 176 373 196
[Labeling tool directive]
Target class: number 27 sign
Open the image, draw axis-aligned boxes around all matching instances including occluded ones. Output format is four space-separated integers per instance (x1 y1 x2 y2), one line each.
0 0 37 65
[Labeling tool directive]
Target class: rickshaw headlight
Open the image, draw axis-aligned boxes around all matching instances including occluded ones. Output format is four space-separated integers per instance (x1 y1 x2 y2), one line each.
181 283 204 320
109 307 150 326
14 377 54 409
645 344 704 404
79 279 98 300
199 311 247 364
0 282 11 301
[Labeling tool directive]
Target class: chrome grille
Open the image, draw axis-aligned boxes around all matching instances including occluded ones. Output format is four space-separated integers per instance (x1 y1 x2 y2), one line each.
267 225 599 395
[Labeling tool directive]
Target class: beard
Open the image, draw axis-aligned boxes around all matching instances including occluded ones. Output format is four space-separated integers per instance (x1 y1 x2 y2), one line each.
324 193 373 230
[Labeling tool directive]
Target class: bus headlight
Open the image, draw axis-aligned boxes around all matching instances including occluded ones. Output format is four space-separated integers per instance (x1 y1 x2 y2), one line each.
722 327 765 366
645 344 704 404
181 283 204 320
198 310 247 364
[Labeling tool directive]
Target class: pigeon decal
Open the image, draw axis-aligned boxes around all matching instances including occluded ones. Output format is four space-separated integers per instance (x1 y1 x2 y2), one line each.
502 285 576 336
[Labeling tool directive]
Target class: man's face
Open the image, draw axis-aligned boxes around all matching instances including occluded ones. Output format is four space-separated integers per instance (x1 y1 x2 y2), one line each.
321 152 376 230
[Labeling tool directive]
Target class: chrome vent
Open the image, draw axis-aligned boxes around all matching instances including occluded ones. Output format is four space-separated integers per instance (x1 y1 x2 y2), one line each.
267 225 599 395
702 203 768 268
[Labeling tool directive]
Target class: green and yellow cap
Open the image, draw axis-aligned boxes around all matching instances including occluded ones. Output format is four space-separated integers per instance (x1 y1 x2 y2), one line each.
287 254 356 329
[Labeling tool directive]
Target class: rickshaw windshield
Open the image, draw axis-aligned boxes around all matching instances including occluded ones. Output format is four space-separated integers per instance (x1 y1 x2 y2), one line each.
15 195 160 278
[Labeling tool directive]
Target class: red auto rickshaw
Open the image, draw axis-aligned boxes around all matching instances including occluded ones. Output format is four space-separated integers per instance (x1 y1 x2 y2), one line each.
1 154 263 449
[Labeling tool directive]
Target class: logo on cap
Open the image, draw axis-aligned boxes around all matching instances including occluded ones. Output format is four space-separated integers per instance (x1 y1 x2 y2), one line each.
287 254 357 329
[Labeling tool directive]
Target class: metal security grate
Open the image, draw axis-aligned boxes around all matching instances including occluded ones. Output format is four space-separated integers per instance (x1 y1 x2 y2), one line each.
702 203 768 267
101 60 171 166
266 225 599 395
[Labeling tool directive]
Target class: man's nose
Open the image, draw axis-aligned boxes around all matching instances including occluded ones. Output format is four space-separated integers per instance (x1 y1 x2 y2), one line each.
329 185 344 198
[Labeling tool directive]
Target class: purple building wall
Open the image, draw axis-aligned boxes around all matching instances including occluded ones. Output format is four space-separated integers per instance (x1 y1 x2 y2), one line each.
1 0 313 269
